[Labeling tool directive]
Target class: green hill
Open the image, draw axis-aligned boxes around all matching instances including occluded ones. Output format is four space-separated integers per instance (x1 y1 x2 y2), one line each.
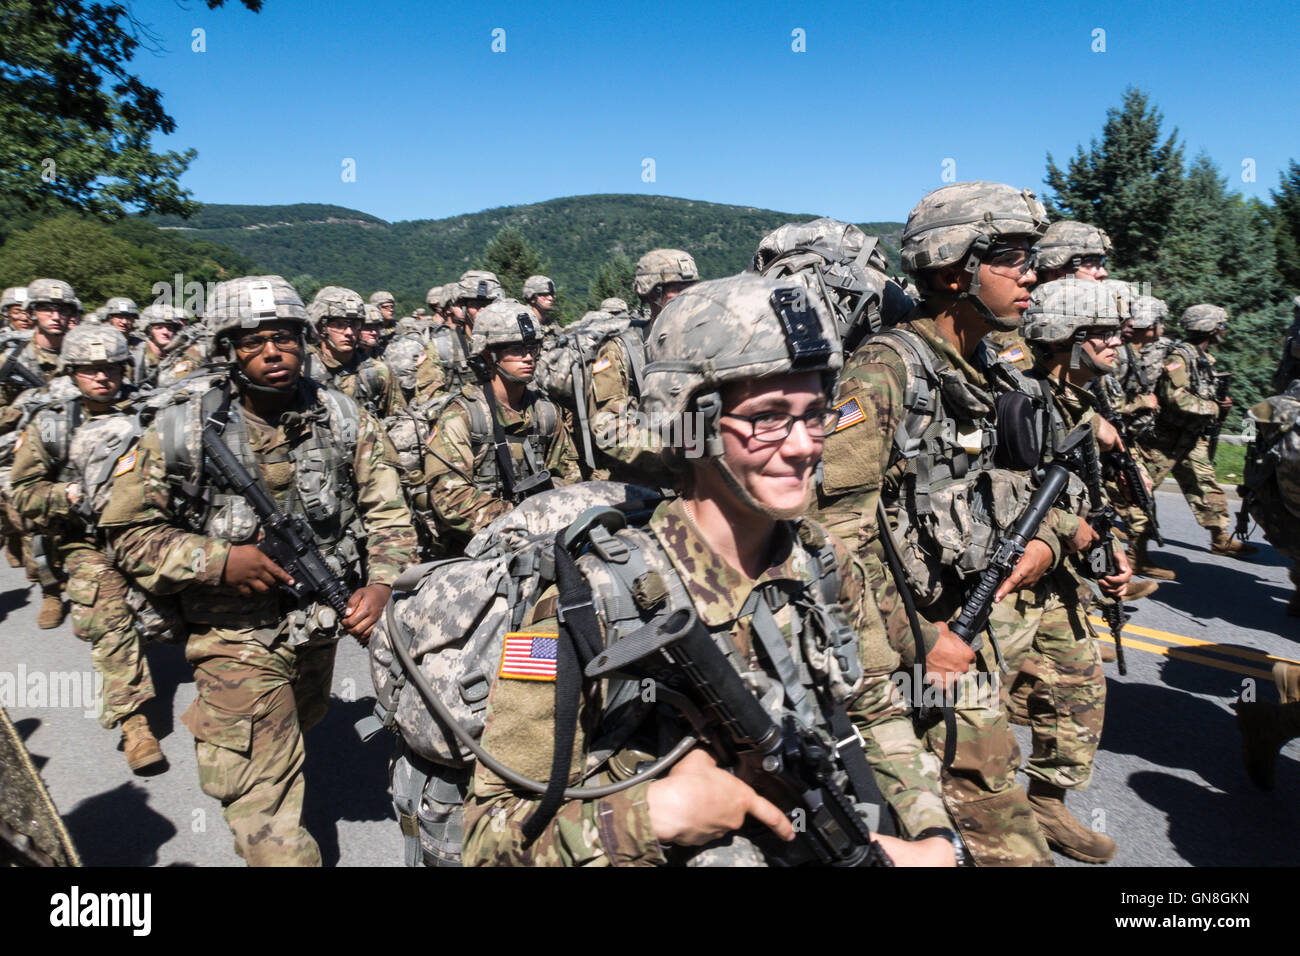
144 195 905 316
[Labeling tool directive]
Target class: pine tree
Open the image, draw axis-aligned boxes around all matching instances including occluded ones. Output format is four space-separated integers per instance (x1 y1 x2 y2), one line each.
1268 160 1300 292
586 253 637 313
1044 87 1185 270
480 226 546 301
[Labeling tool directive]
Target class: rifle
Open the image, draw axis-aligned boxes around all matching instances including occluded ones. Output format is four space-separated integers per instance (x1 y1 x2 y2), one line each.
201 416 352 622
586 606 896 868
1088 379 1163 546
1207 371 1233 462
1069 424 1128 675
947 425 1090 649
0 343 44 394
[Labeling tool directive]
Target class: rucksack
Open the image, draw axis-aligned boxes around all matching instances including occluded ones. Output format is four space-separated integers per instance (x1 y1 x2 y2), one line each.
532 311 648 469
1243 388 1300 561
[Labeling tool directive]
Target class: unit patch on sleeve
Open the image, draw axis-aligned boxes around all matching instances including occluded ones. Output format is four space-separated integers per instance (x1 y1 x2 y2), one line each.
499 632 559 681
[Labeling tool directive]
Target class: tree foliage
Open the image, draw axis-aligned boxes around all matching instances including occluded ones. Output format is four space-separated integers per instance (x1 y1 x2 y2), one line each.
480 226 546 301
1044 88 1185 270
0 0 262 220
585 253 637 314
1268 160 1300 293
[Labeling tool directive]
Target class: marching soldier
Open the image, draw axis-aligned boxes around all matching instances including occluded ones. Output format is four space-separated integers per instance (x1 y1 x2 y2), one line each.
413 270 502 404
305 286 401 418
99 274 420 866
129 304 184 389
522 275 558 343
10 324 166 773
423 299 579 549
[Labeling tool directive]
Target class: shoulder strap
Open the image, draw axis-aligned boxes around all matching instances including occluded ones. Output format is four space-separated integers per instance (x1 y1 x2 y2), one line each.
615 329 647 395
871 327 941 461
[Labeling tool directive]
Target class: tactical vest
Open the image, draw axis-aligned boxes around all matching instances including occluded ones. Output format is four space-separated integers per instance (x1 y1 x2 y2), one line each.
305 350 387 415
367 485 875 866
1243 389 1300 562
870 326 1029 607
1138 337 1175 392
130 342 161 389
429 326 472 391
156 378 367 595
39 398 143 524
458 387 559 494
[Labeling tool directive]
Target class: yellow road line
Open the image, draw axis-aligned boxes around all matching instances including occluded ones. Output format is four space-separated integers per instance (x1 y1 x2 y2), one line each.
1089 616 1300 668
1092 632 1274 680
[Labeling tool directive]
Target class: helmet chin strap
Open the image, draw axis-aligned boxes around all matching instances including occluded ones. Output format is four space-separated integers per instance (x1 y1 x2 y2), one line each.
232 365 297 396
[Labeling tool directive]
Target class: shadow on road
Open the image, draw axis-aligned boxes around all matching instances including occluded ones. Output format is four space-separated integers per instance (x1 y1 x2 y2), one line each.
1102 673 1297 795
62 781 178 866
14 716 47 770
301 695 396 867
1138 548 1295 636
141 641 191 742
0 584 31 620
1128 769 1300 866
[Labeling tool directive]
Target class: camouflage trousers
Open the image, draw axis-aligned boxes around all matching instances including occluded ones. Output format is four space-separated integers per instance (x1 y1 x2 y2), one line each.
63 548 155 730
918 663 1053 867
992 585 1106 790
1134 434 1229 534
181 628 337 867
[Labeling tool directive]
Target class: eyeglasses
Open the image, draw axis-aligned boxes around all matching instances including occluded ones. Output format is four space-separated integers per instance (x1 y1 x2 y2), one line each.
1076 255 1107 270
722 407 841 442
984 246 1038 276
33 304 76 316
1084 327 1122 343
497 342 541 358
72 366 118 379
233 330 302 354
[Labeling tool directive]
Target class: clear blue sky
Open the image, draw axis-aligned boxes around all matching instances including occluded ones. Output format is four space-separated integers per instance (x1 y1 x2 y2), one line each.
130 0 1300 223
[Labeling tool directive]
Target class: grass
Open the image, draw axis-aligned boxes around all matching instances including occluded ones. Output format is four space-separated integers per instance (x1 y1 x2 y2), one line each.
1214 443 1247 485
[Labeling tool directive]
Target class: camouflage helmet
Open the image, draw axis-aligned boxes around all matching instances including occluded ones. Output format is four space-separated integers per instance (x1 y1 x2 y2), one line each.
1099 279 1140 320
1023 277 1120 371
752 217 911 353
58 324 130 371
383 335 428 392
1129 295 1169 330
453 270 504 304
1182 303 1229 334
425 285 443 309
468 299 540 355
522 275 555 300
634 249 700 299
203 275 310 343
103 296 138 318
643 273 841 460
25 278 77 309
2 287 28 310
307 286 366 327
1036 221 1113 272
363 303 384 326
900 182 1048 276
600 297 630 314
369 290 395 308
413 307 429 318
138 302 183 329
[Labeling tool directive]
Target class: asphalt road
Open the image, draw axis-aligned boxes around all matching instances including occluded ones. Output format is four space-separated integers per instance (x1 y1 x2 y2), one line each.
4 484 1298 867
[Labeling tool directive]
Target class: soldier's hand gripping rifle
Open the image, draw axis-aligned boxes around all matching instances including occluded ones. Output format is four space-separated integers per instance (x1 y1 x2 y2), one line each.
1207 370 1233 463
201 417 352 620
1068 423 1128 675
947 426 1090 649
1088 379 1163 546
585 606 896 868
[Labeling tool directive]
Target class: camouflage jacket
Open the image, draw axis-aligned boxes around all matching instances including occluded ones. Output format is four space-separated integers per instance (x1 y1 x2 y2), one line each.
9 393 134 554
412 326 472 405
128 341 164 389
461 497 951 866
1155 341 1220 435
0 338 60 407
585 332 675 488
306 346 401 418
99 379 419 633
814 316 1074 659
424 384 580 547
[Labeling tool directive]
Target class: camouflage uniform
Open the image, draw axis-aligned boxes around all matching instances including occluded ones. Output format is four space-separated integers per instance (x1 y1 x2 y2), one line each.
99 275 420 866
413 272 502 405
10 392 157 731
1136 327 1231 534
306 345 401 418
814 316 1063 867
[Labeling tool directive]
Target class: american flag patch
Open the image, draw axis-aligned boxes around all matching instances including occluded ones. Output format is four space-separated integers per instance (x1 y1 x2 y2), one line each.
591 356 612 374
998 345 1025 363
499 632 559 681
113 450 137 476
1165 360 1182 371
834 396 865 431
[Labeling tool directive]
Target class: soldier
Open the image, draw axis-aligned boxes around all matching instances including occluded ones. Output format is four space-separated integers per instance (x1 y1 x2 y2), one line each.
522 275 558 341
129 303 183 389
600 296 630 317
99 274 420 866
811 181 1070 866
359 304 386 358
423 299 580 550
1134 303 1254 561
412 270 502 404
994 277 1139 862
103 298 141 347
1270 294 1300 394
462 273 959 867
305 285 401 418
10 324 166 773
1035 221 1112 283
2 287 31 330
584 249 699 485
369 290 397 327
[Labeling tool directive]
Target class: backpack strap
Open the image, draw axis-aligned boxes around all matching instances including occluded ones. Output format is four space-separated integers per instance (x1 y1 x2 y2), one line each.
616 329 647 395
